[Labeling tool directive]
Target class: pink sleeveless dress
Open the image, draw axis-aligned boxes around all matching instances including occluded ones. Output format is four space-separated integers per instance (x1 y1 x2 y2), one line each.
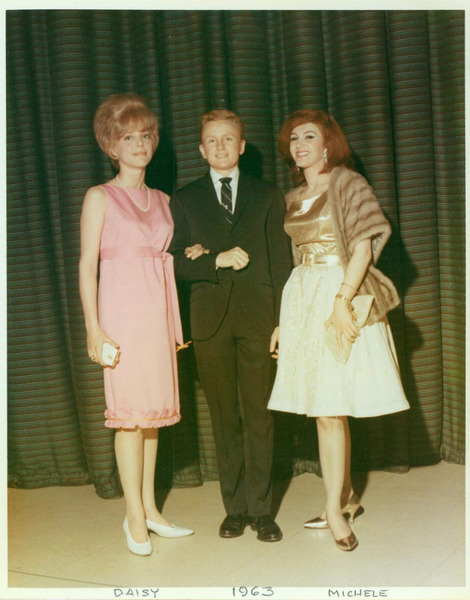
98 184 183 429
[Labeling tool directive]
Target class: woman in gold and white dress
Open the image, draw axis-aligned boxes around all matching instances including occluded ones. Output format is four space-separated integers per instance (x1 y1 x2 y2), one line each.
268 109 409 551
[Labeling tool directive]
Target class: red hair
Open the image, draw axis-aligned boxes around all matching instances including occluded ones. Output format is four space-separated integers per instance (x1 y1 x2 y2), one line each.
278 109 354 185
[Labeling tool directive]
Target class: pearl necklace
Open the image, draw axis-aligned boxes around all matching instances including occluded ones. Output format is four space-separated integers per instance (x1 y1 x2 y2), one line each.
115 175 151 212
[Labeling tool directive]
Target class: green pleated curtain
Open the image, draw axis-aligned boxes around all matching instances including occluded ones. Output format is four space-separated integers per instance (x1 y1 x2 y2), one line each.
7 10 465 499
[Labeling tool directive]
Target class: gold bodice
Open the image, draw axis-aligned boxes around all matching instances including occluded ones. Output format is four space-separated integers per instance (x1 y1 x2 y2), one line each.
284 191 338 258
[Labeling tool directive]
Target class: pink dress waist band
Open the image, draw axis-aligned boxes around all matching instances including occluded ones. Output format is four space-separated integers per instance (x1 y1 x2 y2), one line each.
100 246 170 260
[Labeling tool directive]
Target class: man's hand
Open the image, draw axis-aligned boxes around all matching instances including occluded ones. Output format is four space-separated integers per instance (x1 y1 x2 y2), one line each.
215 247 250 271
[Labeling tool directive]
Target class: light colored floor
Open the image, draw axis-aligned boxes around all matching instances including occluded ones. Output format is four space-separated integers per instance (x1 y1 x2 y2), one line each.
5 462 467 600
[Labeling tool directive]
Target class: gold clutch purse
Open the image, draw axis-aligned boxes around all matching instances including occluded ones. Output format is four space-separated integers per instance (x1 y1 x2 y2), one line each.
325 295 375 364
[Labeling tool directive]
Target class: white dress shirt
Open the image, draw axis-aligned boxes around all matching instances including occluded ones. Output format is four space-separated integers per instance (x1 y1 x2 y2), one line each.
210 167 240 213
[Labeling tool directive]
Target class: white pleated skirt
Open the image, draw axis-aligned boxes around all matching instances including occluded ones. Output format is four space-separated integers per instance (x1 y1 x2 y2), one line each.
268 261 410 418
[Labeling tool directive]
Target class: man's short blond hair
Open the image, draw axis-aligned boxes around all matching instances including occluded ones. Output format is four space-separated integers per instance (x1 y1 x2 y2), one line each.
199 109 245 141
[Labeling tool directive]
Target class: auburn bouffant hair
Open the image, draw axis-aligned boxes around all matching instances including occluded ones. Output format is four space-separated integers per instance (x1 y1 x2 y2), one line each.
93 94 159 169
278 109 354 185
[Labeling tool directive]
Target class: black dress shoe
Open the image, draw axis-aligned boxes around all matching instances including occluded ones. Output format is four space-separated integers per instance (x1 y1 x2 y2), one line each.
249 514 283 542
219 514 247 538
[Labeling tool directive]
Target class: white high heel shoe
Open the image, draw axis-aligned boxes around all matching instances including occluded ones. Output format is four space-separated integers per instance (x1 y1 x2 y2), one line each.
123 517 152 555
146 519 194 538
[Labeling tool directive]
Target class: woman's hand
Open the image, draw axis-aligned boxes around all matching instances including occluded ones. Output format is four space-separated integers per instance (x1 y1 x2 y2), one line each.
323 238 372 350
325 299 360 350
270 326 280 360
185 243 210 260
87 327 120 368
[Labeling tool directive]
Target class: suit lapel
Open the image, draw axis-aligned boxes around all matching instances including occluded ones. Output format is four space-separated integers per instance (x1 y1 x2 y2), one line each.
231 172 251 230
197 172 233 231
198 172 220 211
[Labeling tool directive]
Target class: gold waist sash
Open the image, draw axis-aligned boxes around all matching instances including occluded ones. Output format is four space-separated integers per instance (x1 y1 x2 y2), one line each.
301 253 341 266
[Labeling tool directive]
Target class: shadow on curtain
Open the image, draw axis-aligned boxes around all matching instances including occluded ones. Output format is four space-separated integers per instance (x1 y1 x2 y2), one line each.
7 10 465 499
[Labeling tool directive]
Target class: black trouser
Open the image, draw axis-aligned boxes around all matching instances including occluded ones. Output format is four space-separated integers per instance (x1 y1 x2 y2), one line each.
193 286 275 517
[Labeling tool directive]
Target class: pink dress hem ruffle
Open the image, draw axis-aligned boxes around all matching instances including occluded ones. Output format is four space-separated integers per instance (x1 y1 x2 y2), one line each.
104 409 181 429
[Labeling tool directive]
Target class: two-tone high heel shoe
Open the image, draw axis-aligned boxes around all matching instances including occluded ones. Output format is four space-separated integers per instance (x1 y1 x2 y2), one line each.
330 512 358 552
146 519 194 538
123 517 152 556
321 511 359 552
333 527 358 552
304 492 364 529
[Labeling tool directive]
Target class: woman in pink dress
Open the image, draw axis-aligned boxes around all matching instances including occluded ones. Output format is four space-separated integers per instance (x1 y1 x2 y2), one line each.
79 94 194 555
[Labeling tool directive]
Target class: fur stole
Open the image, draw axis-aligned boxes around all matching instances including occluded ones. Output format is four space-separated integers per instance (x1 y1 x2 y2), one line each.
287 166 400 324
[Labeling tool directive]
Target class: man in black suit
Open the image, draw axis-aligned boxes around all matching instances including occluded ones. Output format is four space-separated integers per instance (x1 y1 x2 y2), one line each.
169 110 292 542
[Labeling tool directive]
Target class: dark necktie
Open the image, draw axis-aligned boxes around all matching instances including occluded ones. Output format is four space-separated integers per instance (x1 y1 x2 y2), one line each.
220 177 233 216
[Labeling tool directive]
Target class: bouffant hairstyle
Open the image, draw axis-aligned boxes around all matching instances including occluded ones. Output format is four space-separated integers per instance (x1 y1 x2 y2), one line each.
199 109 245 141
93 94 159 170
278 109 354 185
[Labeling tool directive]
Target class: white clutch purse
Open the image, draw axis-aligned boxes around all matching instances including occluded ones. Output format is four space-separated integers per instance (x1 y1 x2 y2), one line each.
101 342 120 368
325 295 375 364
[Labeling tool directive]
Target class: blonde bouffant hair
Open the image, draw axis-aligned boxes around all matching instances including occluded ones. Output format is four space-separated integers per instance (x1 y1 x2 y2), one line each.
93 93 159 170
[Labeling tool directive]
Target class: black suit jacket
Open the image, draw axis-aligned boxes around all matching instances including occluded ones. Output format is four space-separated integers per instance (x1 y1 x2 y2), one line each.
169 171 292 341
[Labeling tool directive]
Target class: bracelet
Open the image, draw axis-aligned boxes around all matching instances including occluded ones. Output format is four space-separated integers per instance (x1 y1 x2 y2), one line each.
341 282 358 292
335 293 354 310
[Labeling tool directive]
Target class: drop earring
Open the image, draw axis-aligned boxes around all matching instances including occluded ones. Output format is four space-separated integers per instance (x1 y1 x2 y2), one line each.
322 148 328 164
